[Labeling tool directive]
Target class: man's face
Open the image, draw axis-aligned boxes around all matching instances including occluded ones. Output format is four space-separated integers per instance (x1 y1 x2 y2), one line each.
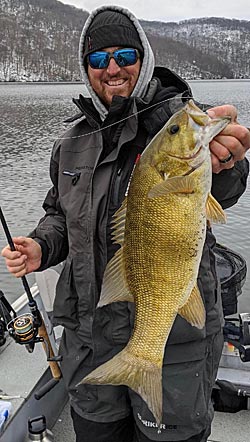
87 47 141 106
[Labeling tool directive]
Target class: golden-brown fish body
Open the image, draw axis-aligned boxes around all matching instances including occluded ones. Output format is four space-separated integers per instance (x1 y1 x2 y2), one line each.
124 155 209 366
79 100 230 426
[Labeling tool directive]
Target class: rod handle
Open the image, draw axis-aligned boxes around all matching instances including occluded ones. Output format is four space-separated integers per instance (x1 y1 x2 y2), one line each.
38 321 62 380
34 378 60 400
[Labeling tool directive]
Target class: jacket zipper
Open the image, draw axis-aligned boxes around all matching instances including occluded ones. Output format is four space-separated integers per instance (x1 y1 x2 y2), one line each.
113 166 123 207
113 152 141 205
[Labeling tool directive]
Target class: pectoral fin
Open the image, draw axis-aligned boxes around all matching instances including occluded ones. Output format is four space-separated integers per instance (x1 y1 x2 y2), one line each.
206 193 226 224
148 176 195 198
178 284 206 329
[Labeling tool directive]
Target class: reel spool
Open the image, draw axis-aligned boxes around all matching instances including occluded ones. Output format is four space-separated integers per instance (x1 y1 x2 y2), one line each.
7 313 41 352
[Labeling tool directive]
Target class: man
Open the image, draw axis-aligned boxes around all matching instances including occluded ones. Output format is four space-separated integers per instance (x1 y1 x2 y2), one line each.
1 6 250 442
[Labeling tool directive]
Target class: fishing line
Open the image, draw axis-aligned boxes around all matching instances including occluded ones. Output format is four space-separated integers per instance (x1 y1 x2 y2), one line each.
58 93 195 141
0 93 196 146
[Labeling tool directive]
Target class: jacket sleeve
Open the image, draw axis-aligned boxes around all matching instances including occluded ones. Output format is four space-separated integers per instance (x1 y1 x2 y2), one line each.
29 143 69 270
211 158 249 209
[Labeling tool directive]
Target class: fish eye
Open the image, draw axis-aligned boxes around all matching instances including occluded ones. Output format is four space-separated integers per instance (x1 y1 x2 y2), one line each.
168 124 180 135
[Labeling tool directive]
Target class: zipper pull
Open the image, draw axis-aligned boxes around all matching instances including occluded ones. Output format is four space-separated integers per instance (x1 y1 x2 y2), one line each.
72 174 81 185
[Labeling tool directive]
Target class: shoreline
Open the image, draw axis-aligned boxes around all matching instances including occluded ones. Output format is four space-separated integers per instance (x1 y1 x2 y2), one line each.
0 78 249 86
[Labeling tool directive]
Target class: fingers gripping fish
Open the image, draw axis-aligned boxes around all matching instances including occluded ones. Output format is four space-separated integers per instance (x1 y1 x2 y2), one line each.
78 100 230 427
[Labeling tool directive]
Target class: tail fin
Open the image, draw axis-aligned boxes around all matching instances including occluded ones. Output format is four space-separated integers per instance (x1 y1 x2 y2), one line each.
78 347 163 426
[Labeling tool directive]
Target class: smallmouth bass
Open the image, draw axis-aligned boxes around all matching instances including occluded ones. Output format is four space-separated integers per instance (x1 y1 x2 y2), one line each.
78 100 230 426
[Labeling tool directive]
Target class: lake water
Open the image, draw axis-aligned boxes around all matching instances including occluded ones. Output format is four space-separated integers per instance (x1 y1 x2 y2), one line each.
0 80 249 315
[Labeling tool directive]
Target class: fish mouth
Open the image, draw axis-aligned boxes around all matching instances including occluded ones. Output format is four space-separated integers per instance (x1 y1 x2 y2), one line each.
173 114 230 163
187 101 231 152
164 105 230 161
166 146 203 161
164 114 230 169
199 116 231 146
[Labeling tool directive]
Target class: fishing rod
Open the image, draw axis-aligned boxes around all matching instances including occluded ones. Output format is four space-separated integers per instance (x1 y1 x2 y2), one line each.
0 206 62 399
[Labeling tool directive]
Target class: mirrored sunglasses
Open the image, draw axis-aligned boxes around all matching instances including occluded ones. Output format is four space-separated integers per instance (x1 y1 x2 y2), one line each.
87 48 140 69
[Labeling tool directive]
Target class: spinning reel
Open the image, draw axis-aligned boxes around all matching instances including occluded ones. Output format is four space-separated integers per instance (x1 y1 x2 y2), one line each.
0 290 43 353
7 311 43 353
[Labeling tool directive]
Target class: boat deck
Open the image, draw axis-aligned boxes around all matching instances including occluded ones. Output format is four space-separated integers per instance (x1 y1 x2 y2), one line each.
52 400 250 442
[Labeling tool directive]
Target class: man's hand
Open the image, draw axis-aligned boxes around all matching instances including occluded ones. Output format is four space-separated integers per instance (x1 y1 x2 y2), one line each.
207 105 250 174
1 237 42 277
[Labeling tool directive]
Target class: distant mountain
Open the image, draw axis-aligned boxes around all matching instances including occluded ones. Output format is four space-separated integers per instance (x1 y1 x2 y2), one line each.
142 18 250 79
0 0 249 81
0 0 88 81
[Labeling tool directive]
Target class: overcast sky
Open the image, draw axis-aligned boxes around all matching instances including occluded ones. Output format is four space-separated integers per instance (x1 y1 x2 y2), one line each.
59 0 250 22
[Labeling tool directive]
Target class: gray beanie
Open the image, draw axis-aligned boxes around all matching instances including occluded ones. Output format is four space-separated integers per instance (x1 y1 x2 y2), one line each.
83 10 144 62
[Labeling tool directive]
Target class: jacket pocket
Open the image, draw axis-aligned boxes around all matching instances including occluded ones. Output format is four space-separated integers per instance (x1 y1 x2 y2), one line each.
74 383 130 421
160 333 223 428
74 384 99 415
167 313 206 345
110 302 132 345
92 302 132 358
59 170 92 237
162 347 209 427
53 257 79 330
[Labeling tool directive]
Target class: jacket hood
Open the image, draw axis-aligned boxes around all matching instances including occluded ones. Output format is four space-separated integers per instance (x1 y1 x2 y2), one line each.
79 5 155 121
